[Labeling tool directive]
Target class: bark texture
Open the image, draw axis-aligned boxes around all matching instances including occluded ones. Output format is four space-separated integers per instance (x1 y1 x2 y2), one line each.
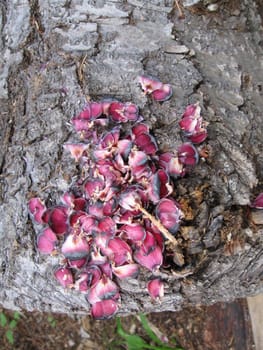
0 0 262 315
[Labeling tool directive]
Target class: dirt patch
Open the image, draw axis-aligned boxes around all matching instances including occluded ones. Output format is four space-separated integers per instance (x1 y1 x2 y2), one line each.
0 299 254 350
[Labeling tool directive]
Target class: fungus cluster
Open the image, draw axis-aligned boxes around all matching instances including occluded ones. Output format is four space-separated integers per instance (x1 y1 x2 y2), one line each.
28 76 208 319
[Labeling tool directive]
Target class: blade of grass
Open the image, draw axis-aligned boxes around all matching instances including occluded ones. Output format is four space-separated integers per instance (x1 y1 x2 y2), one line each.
139 314 184 350
116 317 158 350
9 319 18 330
6 329 14 345
13 312 20 321
0 312 7 327
139 314 165 346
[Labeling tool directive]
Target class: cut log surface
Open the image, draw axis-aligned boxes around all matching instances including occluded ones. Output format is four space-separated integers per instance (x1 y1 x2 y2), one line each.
0 0 262 315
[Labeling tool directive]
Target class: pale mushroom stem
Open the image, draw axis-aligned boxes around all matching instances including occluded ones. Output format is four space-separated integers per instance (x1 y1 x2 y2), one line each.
136 204 178 246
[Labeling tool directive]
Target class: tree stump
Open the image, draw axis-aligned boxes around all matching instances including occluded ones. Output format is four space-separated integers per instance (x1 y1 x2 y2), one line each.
0 0 262 316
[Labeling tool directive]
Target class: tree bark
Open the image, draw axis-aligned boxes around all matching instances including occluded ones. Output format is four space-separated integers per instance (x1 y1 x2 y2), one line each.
0 0 262 315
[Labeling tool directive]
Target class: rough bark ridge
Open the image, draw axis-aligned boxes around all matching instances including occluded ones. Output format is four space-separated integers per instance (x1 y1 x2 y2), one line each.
0 0 262 315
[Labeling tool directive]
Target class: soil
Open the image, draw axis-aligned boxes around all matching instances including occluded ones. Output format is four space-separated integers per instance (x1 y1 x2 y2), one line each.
0 298 254 350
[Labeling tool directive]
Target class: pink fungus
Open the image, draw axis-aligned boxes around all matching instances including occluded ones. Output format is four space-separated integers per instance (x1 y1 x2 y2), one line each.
91 299 118 320
156 198 182 234
61 233 90 260
54 267 74 288
63 143 88 162
112 263 139 279
147 278 164 300
37 228 57 254
29 77 208 319
250 192 263 209
177 143 199 166
86 275 119 305
28 197 46 224
138 75 173 101
43 206 68 235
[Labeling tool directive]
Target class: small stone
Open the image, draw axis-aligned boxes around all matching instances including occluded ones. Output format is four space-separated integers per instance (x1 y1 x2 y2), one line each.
164 44 190 54
250 210 263 225
183 0 202 7
207 4 219 12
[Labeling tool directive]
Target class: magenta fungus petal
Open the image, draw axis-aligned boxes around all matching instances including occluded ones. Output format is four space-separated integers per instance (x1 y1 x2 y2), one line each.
79 214 98 234
98 217 116 236
91 299 118 320
129 150 148 167
68 257 87 269
132 122 150 137
124 102 139 121
177 143 199 166
135 132 158 155
69 211 86 227
251 192 263 209
75 265 102 292
188 130 207 144
179 103 207 144
147 278 164 300
119 189 141 211
85 265 102 287
76 105 92 120
100 127 120 149
84 178 104 200
182 103 200 118
54 267 74 288
90 101 103 118
148 170 172 204
156 198 182 234
107 237 132 266
100 262 113 278
45 206 68 235
61 233 90 260
71 118 91 133
109 102 139 123
108 102 125 122
93 230 113 250
179 115 198 134
63 143 88 162
121 223 146 242
134 245 163 271
74 272 90 292
37 228 57 254
140 231 157 254
28 197 46 224
90 247 107 265
117 139 132 160
73 197 87 211
87 275 119 305
151 84 173 102
128 150 151 179
158 152 185 178
61 192 75 207
101 100 112 115
113 263 139 279
103 198 118 216
87 201 104 218
138 75 163 94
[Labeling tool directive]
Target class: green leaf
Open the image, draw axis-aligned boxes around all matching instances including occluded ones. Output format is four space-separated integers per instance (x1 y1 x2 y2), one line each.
127 334 149 350
47 315 56 327
9 320 18 330
13 312 20 321
116 317 148 350
6 329 14 345
139 314 164 346
139 314 184 350
0 313 7 328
